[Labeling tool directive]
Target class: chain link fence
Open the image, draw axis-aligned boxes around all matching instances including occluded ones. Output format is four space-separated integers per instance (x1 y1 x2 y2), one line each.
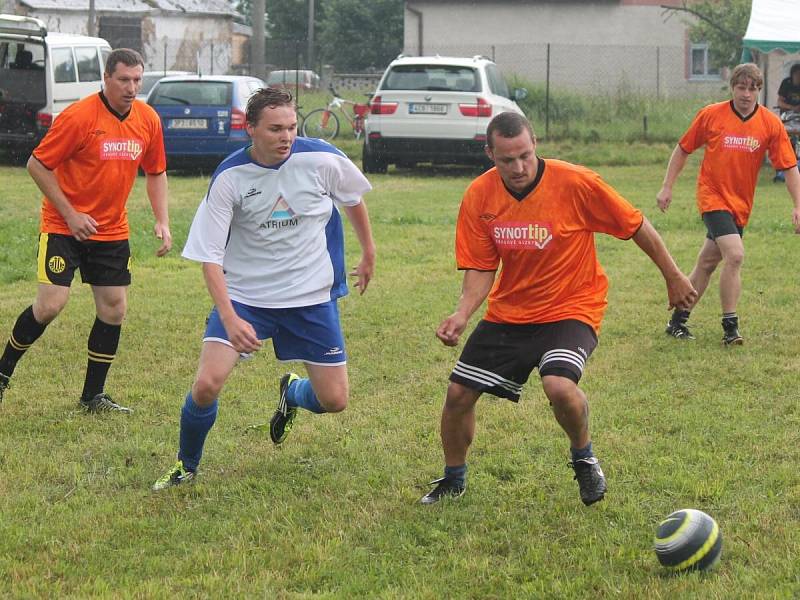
139 37 729 141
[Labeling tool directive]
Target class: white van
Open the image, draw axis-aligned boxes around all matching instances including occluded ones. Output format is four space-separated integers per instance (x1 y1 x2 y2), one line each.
0 14 111 157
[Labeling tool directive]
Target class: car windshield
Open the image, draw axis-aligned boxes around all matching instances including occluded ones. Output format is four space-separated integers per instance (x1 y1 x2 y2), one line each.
139 74 164 96
381 65 480 92
149 81 232 106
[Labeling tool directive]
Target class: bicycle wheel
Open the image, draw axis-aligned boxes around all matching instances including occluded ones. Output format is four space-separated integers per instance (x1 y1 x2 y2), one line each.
302 109 340 140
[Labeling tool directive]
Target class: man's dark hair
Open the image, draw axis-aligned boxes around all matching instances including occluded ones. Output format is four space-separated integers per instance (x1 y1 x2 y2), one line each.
246 87 295 126
791 63 800 78
104 48 144 76
486 112 535 148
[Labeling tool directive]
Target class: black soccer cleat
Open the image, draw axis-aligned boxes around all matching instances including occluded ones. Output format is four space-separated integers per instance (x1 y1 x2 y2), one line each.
0 373 9 404
80 392 132 414
570 457 606 506
270 373 299 444
419 476 466 505
665 321 694 340
722 319 743 346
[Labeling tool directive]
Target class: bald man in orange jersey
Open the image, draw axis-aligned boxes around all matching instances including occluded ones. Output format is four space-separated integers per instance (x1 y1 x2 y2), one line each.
420 112 696 506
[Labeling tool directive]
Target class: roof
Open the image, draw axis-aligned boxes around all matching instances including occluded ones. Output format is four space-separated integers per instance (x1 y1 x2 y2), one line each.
389 55 496 67
20 0 239 17
743 0 800 54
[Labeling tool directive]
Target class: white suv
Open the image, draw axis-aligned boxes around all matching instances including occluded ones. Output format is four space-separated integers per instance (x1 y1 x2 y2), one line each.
362 55 527 173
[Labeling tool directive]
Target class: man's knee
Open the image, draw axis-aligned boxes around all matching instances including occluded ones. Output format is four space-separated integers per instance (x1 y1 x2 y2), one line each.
192 372 225 405
32 293 68 324
444 382 480 412
96 297 127 324
722 249 745 269
317 385 349 413
542 375 582 407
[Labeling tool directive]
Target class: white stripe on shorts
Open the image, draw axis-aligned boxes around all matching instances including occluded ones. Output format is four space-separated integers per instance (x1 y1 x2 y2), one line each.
452 361 523 394
539 348 586 373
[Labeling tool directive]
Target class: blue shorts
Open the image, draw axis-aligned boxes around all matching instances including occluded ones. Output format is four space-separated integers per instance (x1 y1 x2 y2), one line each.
204 299 346 365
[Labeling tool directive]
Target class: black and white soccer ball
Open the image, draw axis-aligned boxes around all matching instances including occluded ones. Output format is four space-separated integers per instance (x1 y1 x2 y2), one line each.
654 508 722 572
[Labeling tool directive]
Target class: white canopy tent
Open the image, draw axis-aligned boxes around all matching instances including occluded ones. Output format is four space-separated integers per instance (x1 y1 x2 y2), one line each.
742 0 800 108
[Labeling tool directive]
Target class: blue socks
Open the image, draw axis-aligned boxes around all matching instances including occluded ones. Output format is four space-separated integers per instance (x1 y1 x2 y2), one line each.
445 463 467 487
571 441 594 462
178 392 218 472
286 377 326 414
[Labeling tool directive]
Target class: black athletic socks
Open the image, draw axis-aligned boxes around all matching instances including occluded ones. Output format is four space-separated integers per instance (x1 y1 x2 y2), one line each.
0 305 48 378
81 317 122 402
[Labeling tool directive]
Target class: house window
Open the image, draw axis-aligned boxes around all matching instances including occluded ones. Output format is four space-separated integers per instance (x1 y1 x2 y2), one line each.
690 43 720 80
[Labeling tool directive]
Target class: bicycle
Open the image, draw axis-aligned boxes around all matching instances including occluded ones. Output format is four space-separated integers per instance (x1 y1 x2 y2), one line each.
301 85 370 140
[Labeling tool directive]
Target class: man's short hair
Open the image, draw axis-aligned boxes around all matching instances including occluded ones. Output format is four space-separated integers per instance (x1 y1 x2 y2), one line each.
105 49 144 76
486 112 535 148
246 87 295 126
730 63 763 89
790 63 800 79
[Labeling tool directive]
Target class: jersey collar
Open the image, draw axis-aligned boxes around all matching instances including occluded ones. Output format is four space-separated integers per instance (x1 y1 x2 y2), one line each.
729 99 759 122
99 91 131 122
502 157 546 201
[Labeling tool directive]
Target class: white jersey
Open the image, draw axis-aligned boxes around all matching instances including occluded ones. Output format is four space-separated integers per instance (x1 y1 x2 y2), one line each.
182 137 372 308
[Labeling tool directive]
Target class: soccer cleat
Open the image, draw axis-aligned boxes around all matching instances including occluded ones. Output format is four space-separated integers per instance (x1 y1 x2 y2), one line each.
570 456 607 506
722 318 743 346
419 476 466 505
152 460 195 491
665 321 694 340
269 373 300 444
0 373 9 404
80 392 132 414
722 328 743 346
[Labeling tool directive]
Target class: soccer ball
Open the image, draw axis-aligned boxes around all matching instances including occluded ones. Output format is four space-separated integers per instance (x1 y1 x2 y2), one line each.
654 509 722 572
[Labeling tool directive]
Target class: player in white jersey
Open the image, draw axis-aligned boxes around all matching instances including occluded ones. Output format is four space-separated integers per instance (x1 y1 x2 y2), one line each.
153 87 376 490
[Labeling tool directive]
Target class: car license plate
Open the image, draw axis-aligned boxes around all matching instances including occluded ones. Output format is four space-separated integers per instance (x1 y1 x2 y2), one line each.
408 103 447 115
169 118 207 130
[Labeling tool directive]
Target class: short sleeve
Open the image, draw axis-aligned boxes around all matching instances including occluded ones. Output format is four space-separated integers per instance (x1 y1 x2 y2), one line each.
578 173 643 240
139 107 167 174
678 108 709 154
182 172 237 265
32 104 87 170
455 184 500 271
767 115 798 170
324 154 372 206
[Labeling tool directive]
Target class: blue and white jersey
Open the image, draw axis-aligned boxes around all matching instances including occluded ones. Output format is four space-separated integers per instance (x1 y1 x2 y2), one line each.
182 137 372 308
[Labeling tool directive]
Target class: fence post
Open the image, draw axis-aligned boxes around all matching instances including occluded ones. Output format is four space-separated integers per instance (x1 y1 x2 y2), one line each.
163 39 167 74
545 43 550 139
656 46 660 99
210 42 214 75
491 45 495 61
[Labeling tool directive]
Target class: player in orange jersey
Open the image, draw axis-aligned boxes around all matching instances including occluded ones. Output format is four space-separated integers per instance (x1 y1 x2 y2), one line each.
420 112 696 506
658 63 800 345
0 49 171 412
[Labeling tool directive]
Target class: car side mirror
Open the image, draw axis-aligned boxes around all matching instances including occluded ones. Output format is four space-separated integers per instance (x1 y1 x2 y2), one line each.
512 87 528 101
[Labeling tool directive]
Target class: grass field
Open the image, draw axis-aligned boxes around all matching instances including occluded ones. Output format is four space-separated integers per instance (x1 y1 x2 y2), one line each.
1 154 799 598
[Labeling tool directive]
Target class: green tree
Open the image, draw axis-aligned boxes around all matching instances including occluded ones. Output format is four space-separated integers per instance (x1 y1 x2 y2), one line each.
667 0 751 69
318 0 403 71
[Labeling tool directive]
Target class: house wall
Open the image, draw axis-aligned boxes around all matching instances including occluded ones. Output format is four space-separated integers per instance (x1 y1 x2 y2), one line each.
17 7 241 76
404 1 722 97
144 16 235 75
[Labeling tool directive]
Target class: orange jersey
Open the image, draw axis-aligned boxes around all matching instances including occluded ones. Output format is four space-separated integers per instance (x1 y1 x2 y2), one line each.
33 93 166 241
679 101 796 226
455 159 643 332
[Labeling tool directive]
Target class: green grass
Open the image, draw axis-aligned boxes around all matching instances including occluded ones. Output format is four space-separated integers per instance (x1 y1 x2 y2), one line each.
1 157 800 598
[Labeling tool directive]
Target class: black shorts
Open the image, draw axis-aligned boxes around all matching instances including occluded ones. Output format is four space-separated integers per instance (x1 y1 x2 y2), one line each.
449 319 598 401
37 233 131 287
703 210 744 240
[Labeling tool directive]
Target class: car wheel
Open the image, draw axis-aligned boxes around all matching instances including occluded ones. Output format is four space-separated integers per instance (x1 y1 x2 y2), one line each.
362 141 388 174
